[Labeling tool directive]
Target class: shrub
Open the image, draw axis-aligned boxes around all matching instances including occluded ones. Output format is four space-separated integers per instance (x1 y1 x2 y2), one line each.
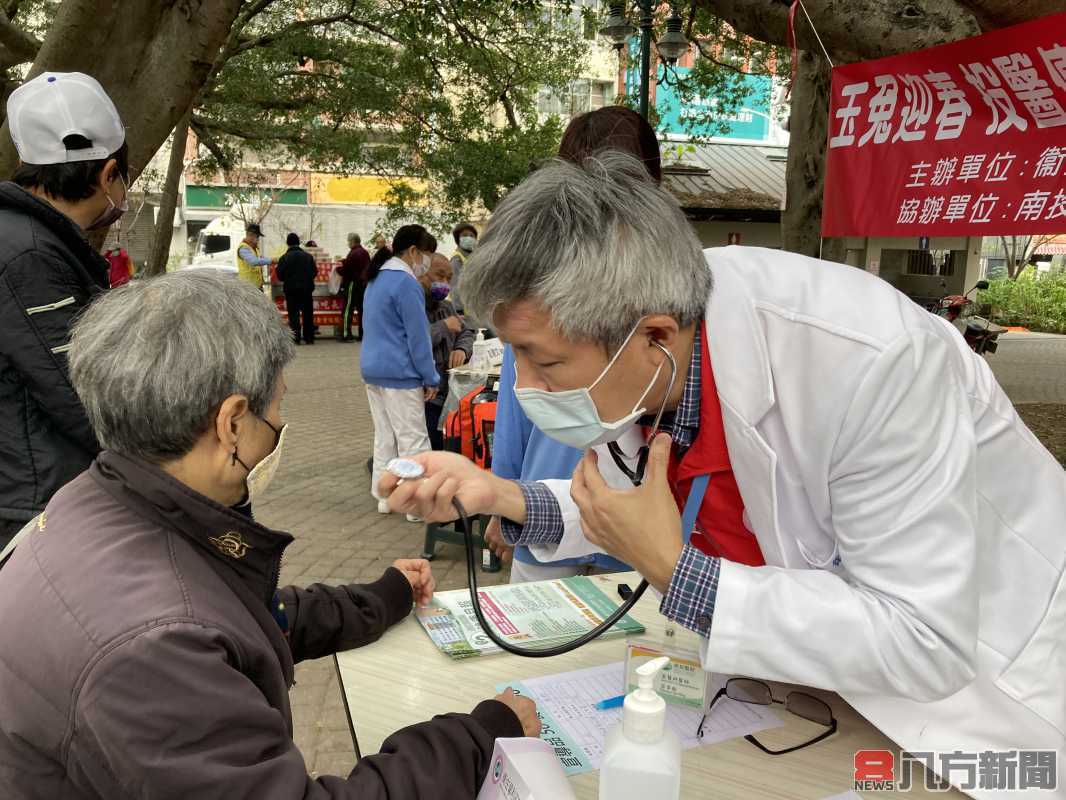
979 269 1066 334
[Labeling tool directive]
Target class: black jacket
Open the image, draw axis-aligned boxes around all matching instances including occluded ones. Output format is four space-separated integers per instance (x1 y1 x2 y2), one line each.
276 246 317 292
426 296 474 407
0 182 107 525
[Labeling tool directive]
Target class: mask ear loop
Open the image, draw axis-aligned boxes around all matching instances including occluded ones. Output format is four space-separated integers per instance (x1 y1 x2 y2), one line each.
607 341 677 486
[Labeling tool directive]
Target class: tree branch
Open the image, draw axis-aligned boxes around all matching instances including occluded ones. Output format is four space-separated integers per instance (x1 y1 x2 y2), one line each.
192 113 307 143
697 0 982 63
693 39 754 76
231 11 355 56
189 117 233 172
499 90 519 130
0 10 39 64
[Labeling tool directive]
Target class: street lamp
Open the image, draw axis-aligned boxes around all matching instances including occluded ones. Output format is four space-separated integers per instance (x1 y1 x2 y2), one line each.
599 3 690 120
656 9 690 65
599 3 636 49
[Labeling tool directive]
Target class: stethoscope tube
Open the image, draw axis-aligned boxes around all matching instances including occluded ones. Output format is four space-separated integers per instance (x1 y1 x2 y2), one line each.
455 342 679 657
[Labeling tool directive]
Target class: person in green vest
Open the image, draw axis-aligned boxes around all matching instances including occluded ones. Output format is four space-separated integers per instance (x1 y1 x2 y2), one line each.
449 222 476 313
236 223 270 288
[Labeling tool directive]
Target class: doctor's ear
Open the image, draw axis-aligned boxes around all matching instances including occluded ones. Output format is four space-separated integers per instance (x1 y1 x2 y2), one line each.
640 315 681 350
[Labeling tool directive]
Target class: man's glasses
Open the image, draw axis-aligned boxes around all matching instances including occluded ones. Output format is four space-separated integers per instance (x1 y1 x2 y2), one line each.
697 678 837 756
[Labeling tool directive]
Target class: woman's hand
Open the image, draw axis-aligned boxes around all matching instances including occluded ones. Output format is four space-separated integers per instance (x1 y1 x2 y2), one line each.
493 688 540 738
391 558 436 606
449 349 467 369
484 516 514 563
443 315 463 334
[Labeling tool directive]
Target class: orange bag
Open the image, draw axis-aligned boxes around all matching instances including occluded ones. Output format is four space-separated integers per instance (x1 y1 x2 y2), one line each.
470 398 496 471
443 385 496 468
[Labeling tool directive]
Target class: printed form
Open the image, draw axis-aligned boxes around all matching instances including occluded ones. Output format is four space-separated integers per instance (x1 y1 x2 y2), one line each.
499 661 783 775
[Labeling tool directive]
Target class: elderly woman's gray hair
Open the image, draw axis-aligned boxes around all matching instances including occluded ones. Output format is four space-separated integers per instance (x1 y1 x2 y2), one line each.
460 151 712 352
69 269 295 463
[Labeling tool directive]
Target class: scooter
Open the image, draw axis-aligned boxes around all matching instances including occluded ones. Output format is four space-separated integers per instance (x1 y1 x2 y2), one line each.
935 280 1005 355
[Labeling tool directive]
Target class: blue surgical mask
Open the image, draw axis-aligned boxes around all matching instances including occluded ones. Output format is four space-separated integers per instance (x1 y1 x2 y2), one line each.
430 281 451 301
459 235 476 252
514 323 667 450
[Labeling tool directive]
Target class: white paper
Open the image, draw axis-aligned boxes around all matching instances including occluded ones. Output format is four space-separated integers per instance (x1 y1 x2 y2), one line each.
509 662 783 770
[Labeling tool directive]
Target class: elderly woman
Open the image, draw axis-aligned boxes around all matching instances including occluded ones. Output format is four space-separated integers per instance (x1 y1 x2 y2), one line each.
0 270 535 799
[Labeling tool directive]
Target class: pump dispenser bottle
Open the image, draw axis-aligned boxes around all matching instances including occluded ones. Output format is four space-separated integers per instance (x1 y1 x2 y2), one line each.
470 329 488 371
598 656 681 800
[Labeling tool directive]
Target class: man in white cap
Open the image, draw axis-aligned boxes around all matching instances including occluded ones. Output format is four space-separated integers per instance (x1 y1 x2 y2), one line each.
0 72 128 549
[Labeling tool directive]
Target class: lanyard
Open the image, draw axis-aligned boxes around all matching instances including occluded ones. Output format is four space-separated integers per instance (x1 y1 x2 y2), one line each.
681 474 710 545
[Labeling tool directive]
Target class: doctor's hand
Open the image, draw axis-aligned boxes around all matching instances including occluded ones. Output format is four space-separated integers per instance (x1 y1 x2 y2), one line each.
570 433 683 594
378 452 528 524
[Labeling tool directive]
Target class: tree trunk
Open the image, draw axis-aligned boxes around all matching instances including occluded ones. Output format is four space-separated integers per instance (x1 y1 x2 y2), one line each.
782 50 844 261
145 112 191 277
0 0 241 180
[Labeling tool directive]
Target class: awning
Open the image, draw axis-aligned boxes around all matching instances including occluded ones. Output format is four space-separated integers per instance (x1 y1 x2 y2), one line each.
662 142 787 214
1034 236 1066 255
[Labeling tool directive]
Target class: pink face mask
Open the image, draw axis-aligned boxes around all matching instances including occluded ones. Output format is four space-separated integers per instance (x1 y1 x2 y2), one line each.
87 175 129 231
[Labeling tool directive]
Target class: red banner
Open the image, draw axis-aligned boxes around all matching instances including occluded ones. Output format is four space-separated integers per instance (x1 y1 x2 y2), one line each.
822 13 1066 237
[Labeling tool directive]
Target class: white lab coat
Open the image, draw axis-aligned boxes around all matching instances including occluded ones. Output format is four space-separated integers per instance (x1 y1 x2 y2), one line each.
528 246 1066 798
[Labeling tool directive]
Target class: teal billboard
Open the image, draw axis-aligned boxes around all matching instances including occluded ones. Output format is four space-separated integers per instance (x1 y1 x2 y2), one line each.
655 68 772 141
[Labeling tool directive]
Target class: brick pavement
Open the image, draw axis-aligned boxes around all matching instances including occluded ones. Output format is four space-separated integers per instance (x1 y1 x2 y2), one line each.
254 340 510 779
262 332 1066 780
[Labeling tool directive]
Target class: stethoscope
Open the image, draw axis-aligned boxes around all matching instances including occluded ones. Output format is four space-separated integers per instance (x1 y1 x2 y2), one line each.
389 341 681 657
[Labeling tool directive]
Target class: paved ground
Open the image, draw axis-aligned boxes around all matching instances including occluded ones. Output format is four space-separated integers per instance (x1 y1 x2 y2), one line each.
255 340 511 779
986 332 1066 404
261 331 1066 780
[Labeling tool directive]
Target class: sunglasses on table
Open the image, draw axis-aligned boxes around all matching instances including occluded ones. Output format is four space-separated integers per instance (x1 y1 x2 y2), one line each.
697 678 838 756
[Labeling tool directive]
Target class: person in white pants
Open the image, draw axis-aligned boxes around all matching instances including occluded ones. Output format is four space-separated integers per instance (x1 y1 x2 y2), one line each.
359 224 440 517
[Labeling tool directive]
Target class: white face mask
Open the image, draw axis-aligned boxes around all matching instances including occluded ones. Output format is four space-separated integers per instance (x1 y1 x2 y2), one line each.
459 235 477 252
514 324 665 450
234 418 287 503
410 252 431 278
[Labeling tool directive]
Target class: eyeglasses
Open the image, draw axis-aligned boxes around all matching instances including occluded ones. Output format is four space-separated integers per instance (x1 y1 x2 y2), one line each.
697 678 837 756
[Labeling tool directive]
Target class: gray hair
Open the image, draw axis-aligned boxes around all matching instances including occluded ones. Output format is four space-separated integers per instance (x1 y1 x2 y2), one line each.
69 269 295 462
460 152 711 352
348 232 360 245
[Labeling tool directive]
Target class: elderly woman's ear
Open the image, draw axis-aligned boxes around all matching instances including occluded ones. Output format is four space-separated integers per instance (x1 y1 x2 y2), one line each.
215 395 252 455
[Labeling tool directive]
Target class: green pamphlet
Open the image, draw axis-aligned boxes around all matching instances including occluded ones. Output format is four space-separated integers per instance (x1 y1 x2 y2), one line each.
415 576 645 659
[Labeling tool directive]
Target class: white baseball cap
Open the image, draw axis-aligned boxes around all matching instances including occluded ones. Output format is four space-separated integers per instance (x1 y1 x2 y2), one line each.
6 72 125 166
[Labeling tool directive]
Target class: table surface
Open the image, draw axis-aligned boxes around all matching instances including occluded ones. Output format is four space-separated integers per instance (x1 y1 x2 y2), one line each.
335 572 963 799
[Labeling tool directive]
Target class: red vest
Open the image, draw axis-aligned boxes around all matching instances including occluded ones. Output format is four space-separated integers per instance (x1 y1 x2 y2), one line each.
668 325 765 566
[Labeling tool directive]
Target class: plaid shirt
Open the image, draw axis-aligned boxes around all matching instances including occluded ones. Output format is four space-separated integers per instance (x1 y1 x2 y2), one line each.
502 330 721 636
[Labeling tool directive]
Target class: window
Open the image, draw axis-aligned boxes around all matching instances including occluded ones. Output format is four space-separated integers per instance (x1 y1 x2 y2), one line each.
583 14 597 40
903 249 957 277
198 233 231 257
590 81 614 109
537 80 614 117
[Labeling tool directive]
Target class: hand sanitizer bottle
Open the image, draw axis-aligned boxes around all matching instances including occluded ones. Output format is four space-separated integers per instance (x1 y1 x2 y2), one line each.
470 329 488 371
599 656 681 800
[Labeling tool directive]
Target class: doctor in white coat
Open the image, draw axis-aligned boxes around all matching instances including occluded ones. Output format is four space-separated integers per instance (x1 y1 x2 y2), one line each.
382 154 1066 798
